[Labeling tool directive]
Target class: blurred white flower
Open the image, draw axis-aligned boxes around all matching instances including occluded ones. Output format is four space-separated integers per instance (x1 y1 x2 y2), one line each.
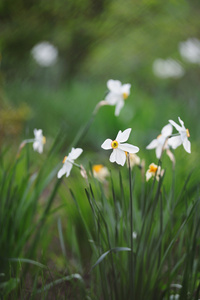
169 294 180 300
31 41 58 67
153 58 185 79
33 129 46 153
126 152 141 169
101 128 139 166
105 80 131 116
179 38 200 64
146 163 164 182
57 148 83 178
146 123 174 162
168 117 191 153
132 231 137 239
92 164 109 182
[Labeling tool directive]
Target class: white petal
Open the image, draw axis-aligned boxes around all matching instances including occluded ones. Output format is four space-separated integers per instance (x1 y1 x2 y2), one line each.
57 165 67 178
121 83 131 95
105 92 120 105
33 141 43 153
169 119 182 132
146 139 158 149
69 148 83 160
118 143 139 154
168 136 182 149
107 79 122 93
116 149 126 166
161 123 173 137
178 117 185 128
34 128 42 138
101 139 112 150
65 162 73 177
115 100 124 116
146 170 152 182
183 138 191 153
116 128 131 143
110 149 126 166
109 149 117 163
155 145 163 159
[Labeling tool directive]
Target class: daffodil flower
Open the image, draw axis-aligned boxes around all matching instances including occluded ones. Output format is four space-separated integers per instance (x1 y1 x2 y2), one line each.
125 152 141 169
105 79 131 116
146 163 164 182
101 128 139 166
33 129 46 153
57 148 83 178
146 123 173 159
92 164 109 182
168 117 191 153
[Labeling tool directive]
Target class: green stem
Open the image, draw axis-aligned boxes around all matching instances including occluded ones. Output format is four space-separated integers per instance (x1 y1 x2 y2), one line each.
128 153 134 299
69 101 104 149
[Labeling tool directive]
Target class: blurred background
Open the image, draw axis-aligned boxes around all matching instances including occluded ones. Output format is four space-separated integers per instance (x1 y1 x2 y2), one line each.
0 0 200 155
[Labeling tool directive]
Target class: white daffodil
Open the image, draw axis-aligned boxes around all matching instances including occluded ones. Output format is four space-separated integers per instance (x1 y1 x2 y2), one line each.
92 164 109 182
126 152 141 169
101 128 139 166
146 123 173 159
33 129 46 153
57 148 83 178
168 117 191 153
105 79 131 116
146 163 164 182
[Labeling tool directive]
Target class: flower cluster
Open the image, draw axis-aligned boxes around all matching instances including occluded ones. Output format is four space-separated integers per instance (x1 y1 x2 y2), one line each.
21 80 191 183
146 117 191 160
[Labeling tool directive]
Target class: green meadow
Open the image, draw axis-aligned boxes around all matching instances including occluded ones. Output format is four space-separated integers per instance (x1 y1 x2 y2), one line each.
1 0 200 299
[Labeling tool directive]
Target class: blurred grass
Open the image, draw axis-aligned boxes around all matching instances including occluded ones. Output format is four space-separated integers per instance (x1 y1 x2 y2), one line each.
1 77 200 298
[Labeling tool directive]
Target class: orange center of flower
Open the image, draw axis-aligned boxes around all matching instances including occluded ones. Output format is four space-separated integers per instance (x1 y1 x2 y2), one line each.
93 164 104 173
63 156 67 163
186 129 190 138
149 164 158 174
111 140 119 149
42 136 46 144
123 92 128 100
157 134 162 139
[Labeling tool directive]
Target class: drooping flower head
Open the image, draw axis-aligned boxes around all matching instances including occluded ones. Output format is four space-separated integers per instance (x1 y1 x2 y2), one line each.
57 148 83 178
101 128 139 166
146 163 164 182
33 129 46 153
146 123 174 161
168 117 191 153
92 164 109 182
105 80 131 116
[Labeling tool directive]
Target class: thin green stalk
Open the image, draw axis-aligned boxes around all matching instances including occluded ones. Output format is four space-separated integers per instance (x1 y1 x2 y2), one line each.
85 185 119 300
128 153 134 299
69 102 101 149
110 172 118 244
157 191 163 269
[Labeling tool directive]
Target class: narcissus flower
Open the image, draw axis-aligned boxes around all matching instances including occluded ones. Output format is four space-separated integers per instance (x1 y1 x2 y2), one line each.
57 148 83 178
33 129 46 153
105 79 131 116
101 128 139 166
125 152 141 169
168 117 191 153
146 163 164 182
92 164 109 182
146 123 173 159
